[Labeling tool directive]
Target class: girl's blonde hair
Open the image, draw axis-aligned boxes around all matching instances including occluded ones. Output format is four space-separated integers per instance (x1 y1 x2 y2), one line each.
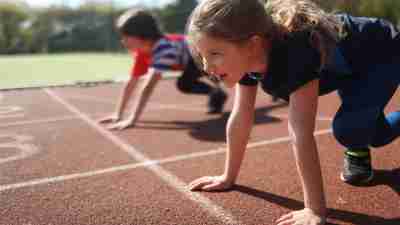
187 0 343 69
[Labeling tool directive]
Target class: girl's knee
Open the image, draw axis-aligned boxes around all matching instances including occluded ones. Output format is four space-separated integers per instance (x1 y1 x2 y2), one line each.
333 115 374 148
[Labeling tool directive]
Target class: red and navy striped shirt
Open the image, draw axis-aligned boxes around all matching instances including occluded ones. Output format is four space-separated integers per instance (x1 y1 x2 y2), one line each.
130 34 190 77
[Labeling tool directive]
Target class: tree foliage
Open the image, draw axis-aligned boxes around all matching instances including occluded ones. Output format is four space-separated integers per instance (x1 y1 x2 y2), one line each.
157 0 197 33
0 3 29 53
0 0 399 54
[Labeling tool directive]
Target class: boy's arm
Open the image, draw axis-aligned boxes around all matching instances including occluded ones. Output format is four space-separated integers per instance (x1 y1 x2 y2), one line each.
277 79 326 225
116 77 139 118
107 69 161 130
98 76 139 123
127 69 161 124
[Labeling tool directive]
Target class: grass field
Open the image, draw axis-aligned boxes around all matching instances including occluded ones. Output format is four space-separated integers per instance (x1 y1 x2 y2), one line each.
0 53 133 90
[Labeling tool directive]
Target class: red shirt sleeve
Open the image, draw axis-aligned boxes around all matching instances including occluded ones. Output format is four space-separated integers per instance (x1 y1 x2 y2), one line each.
165 33 185 41
130 50 151 77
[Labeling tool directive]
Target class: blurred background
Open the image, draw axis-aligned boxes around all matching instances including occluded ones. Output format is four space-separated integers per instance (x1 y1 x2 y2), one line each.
1 0 399 89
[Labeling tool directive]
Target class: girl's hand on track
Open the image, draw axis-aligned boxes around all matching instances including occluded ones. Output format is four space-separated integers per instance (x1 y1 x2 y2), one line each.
98 114 120 124
107 119 134 130
188 175 233 192
276 208 326 225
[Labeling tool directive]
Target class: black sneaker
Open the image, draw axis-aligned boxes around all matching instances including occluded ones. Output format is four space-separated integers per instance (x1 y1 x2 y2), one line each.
340 149 374 185
207 89 227 114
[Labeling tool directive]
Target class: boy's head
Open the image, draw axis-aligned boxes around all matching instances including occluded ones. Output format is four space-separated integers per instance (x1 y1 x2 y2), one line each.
116 8 163 51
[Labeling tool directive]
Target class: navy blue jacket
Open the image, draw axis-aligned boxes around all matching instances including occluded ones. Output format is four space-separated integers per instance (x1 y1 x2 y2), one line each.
239 14 400 101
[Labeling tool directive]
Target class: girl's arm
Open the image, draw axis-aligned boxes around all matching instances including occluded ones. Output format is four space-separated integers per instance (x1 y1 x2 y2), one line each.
224 84 258 183
277 79 326 225
107 69 161 130
189 84 257 191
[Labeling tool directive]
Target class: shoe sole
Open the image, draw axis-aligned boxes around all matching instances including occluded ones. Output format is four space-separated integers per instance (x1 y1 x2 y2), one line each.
340 171 374 185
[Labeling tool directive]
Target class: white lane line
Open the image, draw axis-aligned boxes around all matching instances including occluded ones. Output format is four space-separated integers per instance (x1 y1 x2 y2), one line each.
247 128 332 149
43 88 240 225
0 106 24 114
0 128 332 192
66 94 205 112
0 134 39 164
0 112 108 128
270 113 333 121
0 116 80 128
0 114 25 119
0 161 154 192
149 104 204 111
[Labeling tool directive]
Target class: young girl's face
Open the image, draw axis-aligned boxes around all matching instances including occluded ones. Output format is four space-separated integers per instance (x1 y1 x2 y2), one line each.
195 34 266 88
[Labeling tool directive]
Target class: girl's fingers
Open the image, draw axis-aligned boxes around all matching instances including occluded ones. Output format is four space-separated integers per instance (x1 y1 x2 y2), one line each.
276 212 293 223
202 183 224 191
98 118 111 123
188 177 214 190
189 180 213 191
189 176 212 186
118 124 128 130
203 181 233 191
188 179 206 190
107 124 118 130
276 218 295 225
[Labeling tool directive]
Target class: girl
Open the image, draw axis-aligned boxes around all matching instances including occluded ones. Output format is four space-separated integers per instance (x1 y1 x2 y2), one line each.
186 0 400 224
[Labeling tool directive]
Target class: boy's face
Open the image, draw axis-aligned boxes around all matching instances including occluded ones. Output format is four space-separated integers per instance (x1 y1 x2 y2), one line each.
194 34 266 88
121 35 152 53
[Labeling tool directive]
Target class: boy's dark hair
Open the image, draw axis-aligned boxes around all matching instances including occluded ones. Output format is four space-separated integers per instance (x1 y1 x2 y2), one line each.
116 8 163 40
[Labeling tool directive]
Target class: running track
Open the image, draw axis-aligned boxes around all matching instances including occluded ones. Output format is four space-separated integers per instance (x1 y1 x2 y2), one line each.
0 80 399 225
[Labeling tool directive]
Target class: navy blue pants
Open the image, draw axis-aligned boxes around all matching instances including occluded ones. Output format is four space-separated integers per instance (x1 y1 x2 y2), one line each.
333 62 400 150
177 57 213 94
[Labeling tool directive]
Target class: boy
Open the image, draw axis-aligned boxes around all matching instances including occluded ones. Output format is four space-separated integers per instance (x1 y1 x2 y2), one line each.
99 8 227 130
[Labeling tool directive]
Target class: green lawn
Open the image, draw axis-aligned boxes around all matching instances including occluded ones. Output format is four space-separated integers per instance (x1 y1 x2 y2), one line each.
0 53 132 89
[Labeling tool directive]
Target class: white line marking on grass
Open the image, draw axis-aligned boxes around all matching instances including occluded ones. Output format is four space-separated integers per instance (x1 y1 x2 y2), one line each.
43 88 240 225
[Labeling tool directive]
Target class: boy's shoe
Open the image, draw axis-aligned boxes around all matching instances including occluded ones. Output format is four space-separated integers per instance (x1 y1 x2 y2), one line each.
208 89 227 114
340 149 374 185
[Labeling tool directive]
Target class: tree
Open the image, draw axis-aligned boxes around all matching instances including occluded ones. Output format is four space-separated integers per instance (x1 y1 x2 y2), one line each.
157 0 198 33
0 3 29 54
358 0 400 24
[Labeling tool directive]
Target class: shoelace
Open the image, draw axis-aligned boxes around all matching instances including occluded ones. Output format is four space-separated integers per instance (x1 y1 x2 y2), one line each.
345 154 371 174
